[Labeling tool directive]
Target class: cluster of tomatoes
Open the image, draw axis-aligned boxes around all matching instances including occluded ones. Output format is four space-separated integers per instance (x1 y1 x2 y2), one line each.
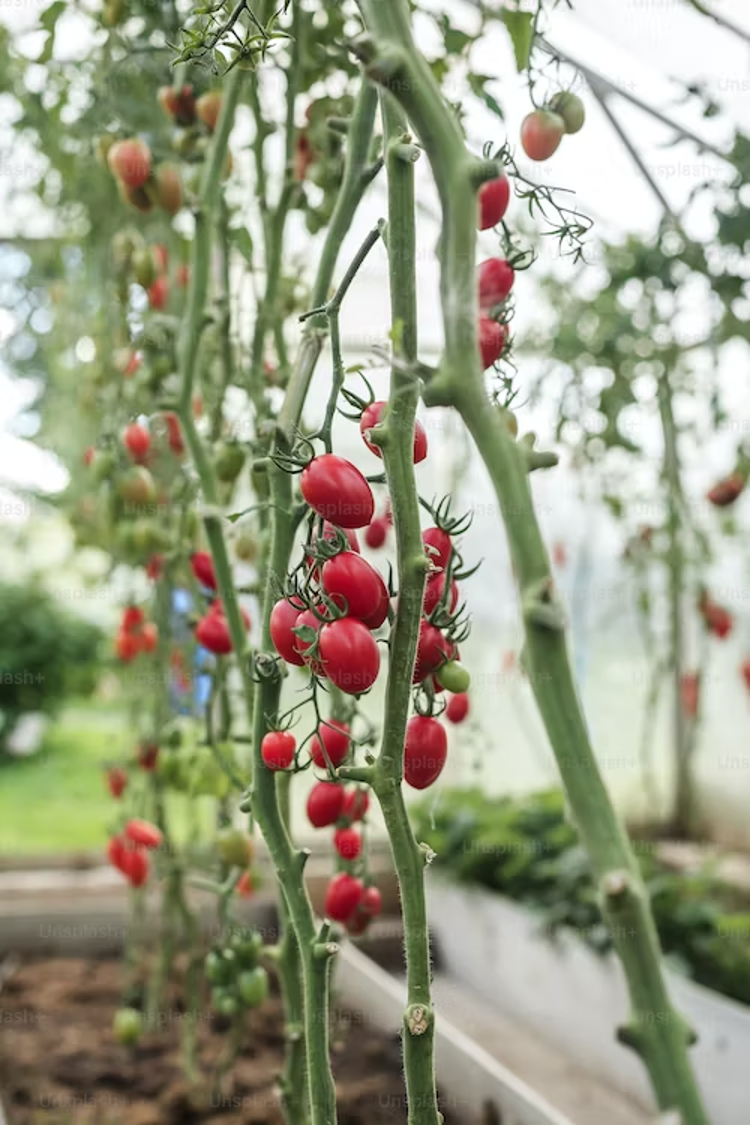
204 928 269 1018
190 552 252 655
114 604 159 663
107 817 162 887
519 93 586 162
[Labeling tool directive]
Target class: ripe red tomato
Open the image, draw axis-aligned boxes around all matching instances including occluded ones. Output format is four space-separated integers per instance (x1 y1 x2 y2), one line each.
148 276 169 309
309 720 351 769
446 692 470 724
333 826 362 860
478 317 507 368
139 622 159 653
236 871 254 898
318 617 381 694
680 674 699 719
360 885 382 917
121 605 144 632
423 572 459 616
422 527 452 571
300 455 374 529
293 607 325 673
261 730 296 771
741 660 750 692
413 620 452 683
123 847 150 887
707 473 744 506
163 411 185 456
108 138 151 187
124 819 163 849
701 598 732 640
520 109 565 161
196 612 232 654
307 781 345 827
404 715 448 789
158 84 196 124
325 872 364 923
191 551 217 590
270 597 306 665
123 423 151 462
137 742 159 771
196 90 222 132
477 174 510 230
342 787 370 821
146 554 163 580
322 553 389 628
359 401 428 464
106 766 128 799
364 517 389 549
115 631 139 662
478 258 515 309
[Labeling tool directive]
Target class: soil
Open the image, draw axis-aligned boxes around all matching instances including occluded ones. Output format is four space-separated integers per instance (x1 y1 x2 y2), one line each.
0 956 427 1126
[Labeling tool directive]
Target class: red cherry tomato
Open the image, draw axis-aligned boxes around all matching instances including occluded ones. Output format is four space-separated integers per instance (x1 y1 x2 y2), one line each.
163 411 184 456
446 692 470 724
404 715 448 789
139 622 158 653
108 138 151 188
342 787 370 822
333 826 363 860
196 612 232 654
115 631 140 662
121 605 144 632
422 527 452 571
124 819 163 849
478 317 507 369
360 401 428 464
478 258 515 309
325 872 364 922
413 620 452 684
261 730 296 770
707 473 744 506
318 617 381 695
309 720 351 769
477 174 510 230
423 572 459 616
191 551 217 590
300 454 374 529
123 847 150 887
148 276 169 310
307 781 345 827
123 423 151 462
364 517 389 549
106 766 128 799
137 742 159 771
520 109 565 161
270 597 306 666
321 553 389 628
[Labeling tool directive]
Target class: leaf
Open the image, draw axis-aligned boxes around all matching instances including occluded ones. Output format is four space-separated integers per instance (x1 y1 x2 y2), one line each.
438 13 473 56
500 9 534 72
230 227 254 266
40 0 65 34
467 73 504 121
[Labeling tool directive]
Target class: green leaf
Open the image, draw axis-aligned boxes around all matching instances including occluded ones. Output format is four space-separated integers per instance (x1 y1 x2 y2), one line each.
500 10 534 72
438 14 473 56
230 227 254 266
467 73 504 121
40 0 66 34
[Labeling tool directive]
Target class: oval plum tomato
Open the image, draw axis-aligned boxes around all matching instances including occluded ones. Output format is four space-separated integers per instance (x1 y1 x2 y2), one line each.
137 742 159 771
478 317 507 369
322 553 389 627
122 845 150 887
123 423 151 463
139 622 158 653
404 715 448 790
216 828 253 867
196 612 232 654
334 826 363 860
158 84 196 125
342 787 370 821
423 572 459 616
196 90 222 132
701 596 732 639
270 597 306 666
300 454 374 529
307 780 345 827
107 834 127 873
445 692 470 724
115 631 139 662
707 473 744 507
152 165 182 216
162 411 184 456
108 138 151 188
121 605 144 632
322 522 360 553
309 720 351 769
548 91 585 134
520 109 565 161
365 517 389 549
436 661 470 693
325 872 364 923
360 885 382 917
318 618 380 695
293 607 325 673
360 401 428 464
148 276 169 310
146 554 163 580
478 174 510 230
125 818 162 849
261 730 296 771
106 766 128 799
422 527 452 572
478 258 515 309
413 620 452 683
238 966 269 1008
191 551 217 590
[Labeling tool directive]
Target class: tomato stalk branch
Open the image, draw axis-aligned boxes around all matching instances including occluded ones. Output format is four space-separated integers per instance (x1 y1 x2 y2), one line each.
357 1 708 1120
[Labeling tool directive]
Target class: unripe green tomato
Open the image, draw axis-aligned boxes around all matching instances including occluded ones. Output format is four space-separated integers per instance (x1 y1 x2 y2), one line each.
118 466 157 507
214 442 246 483
211 987 240 1018
234 529 258 563
238 967 269 1008
151 354 173 381
113 1007 142 1045
548 92 585 135
216 827 254 868
91 450 116 483
205 950 233 985
132 248 157 289
230 929 263 968
192 753 231 799
436 660 471 693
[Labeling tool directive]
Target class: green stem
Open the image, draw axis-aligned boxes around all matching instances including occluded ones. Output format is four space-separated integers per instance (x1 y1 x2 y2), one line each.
370 95 437 1125
358 2 708 1121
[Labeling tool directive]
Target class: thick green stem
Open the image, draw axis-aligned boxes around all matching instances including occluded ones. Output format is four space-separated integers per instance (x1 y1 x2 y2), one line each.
370 96 436 1125
358 2 708 1120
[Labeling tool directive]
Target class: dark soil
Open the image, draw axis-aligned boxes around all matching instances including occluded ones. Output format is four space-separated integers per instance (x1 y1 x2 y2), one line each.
0 956 424 1125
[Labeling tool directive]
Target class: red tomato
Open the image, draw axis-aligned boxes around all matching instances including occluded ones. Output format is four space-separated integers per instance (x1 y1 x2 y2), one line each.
702 599 733 640
208 598 250 630
294 607 325 673
191 551 217 590
364 517 389 549
107 834 127 872
741 660 750 692
446 692 470 724
707 473 744 507
270 597 306 665
309 720 351 769
422 527 452 571
115 631 140 662
360 885 382 917
139 622 158 653
300 455 374 529
325 873 364 922
124 818 163 849
342 787 370 821
307 781 345 827
404 715 448 789
520 110 565 161
261 730 296 771
123 847 150 887
137 742 159 771
359 401 428 464
423 572 459 616
196 90 222 132
318 618 381 695
121 605 144 632
478 258 515 309
478 317 507 369
107 138 151 187
478 174 510 230
333 826 362 860
146 554 163 580
196 612 232 654
106 766 128 799
163 411 185 456
123 423 151 462
413 620 452 684
236 871 254 898
322 553 389 628
148 276 169 310
158 84 196 124
680 674 699 720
